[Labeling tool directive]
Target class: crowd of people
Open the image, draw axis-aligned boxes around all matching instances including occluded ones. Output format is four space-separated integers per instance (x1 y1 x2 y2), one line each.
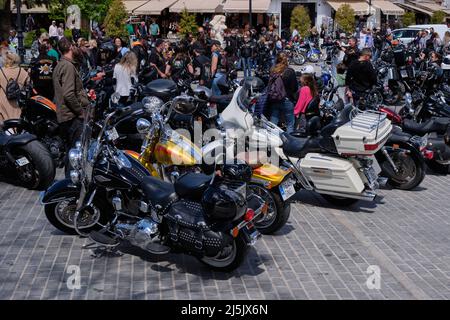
1 16 449 151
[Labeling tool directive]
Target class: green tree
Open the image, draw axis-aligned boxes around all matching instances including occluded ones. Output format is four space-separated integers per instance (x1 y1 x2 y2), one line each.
0 0 50 37
104 0 128 39
179 8 197 37
48 0 113 23
290 5 311 38
431 10 446 24
402 11 416 27
335 3 355 35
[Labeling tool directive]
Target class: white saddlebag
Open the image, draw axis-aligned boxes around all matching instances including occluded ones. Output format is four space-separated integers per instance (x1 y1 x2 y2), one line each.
332 111 392 156
299 153 365 194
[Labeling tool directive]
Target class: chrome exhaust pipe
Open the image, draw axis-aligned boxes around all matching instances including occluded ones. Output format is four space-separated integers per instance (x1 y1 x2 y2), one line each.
316 189 377 202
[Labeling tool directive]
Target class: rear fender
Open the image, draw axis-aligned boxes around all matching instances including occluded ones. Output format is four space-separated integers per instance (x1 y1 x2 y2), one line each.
40 179 80 204
2 118 34 133
251 164 292 189
3 133 38 148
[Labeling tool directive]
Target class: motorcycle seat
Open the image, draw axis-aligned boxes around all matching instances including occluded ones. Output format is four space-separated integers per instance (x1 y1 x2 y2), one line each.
388 126 412 144
115 102 144 119
403 118 450 135
141 176 178 213
174 173 212 200
281 132 321 158
143 79 179 102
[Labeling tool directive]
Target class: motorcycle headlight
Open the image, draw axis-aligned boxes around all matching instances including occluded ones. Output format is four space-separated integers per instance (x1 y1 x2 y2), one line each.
68 148 82 170
136 118 151 134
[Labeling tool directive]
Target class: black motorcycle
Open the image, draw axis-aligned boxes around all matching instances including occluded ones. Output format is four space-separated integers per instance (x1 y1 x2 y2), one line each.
0 129 55 190
41 99 266 271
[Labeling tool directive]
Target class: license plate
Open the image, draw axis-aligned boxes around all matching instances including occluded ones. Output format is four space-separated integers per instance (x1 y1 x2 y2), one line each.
279 179 296 201
365 166 378 185
106 128 119 141
16 157 30 167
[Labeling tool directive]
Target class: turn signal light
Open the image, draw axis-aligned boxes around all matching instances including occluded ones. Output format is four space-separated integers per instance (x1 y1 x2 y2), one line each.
244 209 255 222
232 227 239 238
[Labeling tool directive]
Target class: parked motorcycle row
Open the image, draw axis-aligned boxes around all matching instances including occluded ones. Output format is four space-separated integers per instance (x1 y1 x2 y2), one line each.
1 41 449 272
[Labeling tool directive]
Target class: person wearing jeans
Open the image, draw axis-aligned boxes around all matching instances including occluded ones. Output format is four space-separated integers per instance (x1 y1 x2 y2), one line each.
270 98 295 133
268 53 299 133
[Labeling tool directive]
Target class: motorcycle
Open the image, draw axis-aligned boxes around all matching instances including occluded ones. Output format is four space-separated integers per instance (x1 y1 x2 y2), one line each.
127 95 292 235
0 129 55 190
206 83 392 206
41 95 266 272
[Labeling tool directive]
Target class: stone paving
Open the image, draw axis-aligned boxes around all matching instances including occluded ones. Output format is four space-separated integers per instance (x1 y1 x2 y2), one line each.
0 168 449 300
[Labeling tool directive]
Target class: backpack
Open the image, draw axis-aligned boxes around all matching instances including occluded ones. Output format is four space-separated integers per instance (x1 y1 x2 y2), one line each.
267 73 286 102
0 67 22 101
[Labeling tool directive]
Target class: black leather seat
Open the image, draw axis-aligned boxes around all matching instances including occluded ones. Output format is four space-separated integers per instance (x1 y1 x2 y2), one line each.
403 118 450 135
141 176 178 212
174 173 212 200
388 126 412 144
281 133 321 158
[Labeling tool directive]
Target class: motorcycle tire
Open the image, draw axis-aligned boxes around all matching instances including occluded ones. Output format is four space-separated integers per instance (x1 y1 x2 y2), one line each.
199 233 247 272
380 150 425 190
293 53 306 66
45 196 111 235
248 184 291 235
13 140 55 190
321 194 359 206
426 160 450 174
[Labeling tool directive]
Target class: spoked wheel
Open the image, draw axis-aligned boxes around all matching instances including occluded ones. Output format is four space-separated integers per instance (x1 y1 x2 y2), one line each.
248 184 290 235
381 150 425 190
199 234 247 272
44 197 110 235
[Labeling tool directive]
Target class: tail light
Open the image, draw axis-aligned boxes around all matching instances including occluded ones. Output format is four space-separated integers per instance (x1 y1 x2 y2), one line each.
244 209 255 222
421 149 434 160
364 143 379 151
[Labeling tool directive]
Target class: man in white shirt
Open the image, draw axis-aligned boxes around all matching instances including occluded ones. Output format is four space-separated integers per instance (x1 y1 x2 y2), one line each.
49 21 58 43
292 28 299 40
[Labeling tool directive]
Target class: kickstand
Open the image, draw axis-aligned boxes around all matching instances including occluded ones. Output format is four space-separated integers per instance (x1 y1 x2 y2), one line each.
83 242 123 258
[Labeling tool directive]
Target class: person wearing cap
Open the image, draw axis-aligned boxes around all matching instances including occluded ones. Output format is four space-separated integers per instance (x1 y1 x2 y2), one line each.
149 39 168 79
210 40 225 96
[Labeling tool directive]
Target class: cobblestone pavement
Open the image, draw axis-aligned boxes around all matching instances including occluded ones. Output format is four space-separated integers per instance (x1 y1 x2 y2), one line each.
0 170 449 300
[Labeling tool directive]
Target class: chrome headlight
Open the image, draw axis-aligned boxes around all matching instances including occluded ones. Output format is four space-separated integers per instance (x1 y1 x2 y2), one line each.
114 151 132 170
68 148 82 170
142 96 163 114
136 118 151 134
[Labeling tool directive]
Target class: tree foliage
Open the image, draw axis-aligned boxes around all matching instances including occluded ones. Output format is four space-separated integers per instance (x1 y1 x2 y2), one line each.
48 0 113 22
402 11 416 27
335 3 355 35
104 0 128 38
431 10 446 24
179 8 197 37
290 6 311 38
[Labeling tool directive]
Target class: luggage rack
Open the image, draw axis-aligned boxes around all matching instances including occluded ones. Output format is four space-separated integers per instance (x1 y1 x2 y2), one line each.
349 109 387 135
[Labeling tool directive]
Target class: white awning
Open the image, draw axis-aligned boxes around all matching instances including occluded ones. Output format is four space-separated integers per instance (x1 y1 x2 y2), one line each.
223 0 271 13
170 0 224 13
10 0 48 13
327 1 375 16
133 0 179 15
123 1 150 13
372 0 404 15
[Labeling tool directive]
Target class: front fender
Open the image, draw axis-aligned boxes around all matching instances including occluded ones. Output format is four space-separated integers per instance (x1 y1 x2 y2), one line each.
40 179 80 204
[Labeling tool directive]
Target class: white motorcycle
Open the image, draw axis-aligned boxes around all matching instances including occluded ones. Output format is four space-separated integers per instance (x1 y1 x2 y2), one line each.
203 86 392 206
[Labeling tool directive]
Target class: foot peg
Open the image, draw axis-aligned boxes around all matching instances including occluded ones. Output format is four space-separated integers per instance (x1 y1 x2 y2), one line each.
146 242 170 255
89 231 120 247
